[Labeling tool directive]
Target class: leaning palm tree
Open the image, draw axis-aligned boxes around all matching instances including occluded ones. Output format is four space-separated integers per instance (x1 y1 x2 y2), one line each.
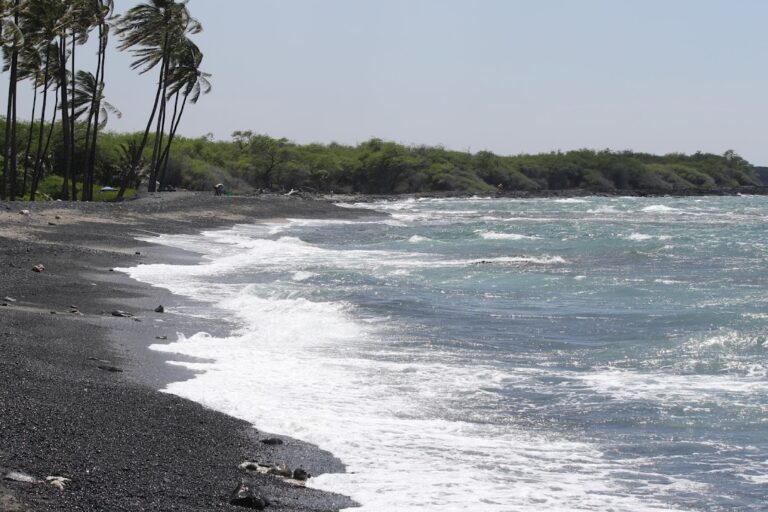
27 40 60 201
72 69 121 198
157 37 209 188
16 41 43 196
20 0 68 200
115 0 201 194
79 0 113 200
1 0 23 200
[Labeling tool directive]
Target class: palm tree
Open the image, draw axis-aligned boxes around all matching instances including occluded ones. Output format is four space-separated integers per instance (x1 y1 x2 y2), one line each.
27 40 59 201
1 0 23 200
157 37 209 188
80 0 113 201
72 70 121 197
115 0 201 194
20 0 65 200
17 41 43 196
53 0 93 200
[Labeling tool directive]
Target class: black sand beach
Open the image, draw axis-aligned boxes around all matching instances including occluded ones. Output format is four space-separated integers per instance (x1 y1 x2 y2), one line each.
0 193 378 511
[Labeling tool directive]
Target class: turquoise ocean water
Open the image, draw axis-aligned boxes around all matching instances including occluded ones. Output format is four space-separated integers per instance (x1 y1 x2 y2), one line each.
124 196 767 511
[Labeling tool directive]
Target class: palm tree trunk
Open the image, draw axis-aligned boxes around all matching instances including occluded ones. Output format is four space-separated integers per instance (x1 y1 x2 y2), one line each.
117 61 165 199
21 81 39 198
85 27 107 201
9 52 18 200
58 35 71 200
2 0 20 200
159 91 187 188
82 42 102 201
70 30 78 200
2 66 14 200
149 54 171 192
30 77 56 202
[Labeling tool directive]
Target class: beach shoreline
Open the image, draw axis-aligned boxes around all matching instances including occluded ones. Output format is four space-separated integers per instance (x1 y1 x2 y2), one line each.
0 192 380 511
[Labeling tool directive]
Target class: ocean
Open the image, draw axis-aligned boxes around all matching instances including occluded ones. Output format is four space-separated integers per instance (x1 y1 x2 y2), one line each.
122 195 768 511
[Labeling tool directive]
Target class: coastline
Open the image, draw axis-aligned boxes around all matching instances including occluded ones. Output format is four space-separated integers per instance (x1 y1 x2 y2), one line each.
327 185 768 203
0 192 380 511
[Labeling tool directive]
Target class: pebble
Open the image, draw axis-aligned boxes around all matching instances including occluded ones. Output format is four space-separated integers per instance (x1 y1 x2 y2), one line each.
4 471 39 484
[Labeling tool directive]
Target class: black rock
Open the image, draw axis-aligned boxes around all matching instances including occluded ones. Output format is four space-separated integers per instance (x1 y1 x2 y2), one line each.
229 482 269 510
154 305 164 313
260 438 283 446
98 365 124 373
292 468 311 481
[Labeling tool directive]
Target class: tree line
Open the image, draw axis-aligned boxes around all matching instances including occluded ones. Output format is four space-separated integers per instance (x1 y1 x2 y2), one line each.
1 119 761 198
0 0 209 201
142 133 764 195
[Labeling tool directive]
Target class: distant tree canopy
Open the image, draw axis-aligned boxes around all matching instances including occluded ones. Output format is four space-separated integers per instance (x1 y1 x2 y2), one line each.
0 118 762 198
1 120 761 198
124 132 763 195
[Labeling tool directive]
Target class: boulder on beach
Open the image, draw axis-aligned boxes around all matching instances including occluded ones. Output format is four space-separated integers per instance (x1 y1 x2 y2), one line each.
229 482 269 510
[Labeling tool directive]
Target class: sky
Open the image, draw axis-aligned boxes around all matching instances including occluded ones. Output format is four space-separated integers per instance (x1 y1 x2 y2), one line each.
52 0 768 163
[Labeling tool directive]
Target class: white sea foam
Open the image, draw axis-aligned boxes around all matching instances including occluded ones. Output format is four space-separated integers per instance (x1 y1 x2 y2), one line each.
577 368 768 404
554 198 589 204
120 223 685 512
408 235 431 243
641 205 682 213
477 231 539 241
587 206 619 214
467 255 567 265
623 233 673 242
142 291 682 512
292 271 317 281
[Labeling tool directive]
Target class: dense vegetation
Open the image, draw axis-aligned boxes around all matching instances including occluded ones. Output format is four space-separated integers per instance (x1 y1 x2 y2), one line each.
87 131 765 195
0 0 209 201
0 117 763 198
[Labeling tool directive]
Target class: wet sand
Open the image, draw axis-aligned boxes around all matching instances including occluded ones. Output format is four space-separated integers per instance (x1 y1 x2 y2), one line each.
0 192 380 511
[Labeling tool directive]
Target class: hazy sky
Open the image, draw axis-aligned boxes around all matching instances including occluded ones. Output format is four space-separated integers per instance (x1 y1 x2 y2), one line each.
76 0 768 162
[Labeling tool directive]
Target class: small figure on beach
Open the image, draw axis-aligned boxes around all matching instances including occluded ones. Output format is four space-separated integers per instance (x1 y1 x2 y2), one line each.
213 183 225 196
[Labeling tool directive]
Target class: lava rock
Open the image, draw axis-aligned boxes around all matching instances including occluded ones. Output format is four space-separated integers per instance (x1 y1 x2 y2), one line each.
154 305 164 313
97 365 124 373
260 438 283 446
229 482 269 510
292 468 310 481
31 264 45 273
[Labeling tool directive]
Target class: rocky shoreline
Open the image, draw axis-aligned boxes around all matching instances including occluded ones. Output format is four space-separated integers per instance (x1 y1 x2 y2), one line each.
0 192 381 511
